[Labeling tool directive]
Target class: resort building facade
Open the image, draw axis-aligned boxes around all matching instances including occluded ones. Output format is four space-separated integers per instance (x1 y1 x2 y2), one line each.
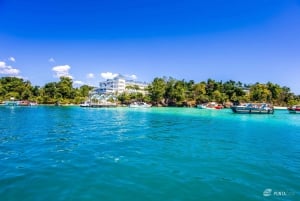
96 75 148 95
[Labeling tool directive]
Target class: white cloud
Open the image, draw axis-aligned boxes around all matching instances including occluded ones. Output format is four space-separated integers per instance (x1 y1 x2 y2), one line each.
0 61 20 75
86 73 95 79
101 72 118 79
0 61 5 68
9 57 16 62
74 80 85 85
127 74 137 80
48 58 55 63
52 65 73 79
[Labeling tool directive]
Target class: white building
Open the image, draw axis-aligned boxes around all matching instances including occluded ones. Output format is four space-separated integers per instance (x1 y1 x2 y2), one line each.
98 75 126 94
125 80 148 94
97 75 148 94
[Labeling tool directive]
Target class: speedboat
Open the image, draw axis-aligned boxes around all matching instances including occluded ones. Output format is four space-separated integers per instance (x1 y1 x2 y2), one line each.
197 102 223 110
287 105 300 114
231 103 274 114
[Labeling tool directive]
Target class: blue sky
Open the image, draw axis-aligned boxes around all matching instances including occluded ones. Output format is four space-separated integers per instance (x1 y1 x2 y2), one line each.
0 0 300 94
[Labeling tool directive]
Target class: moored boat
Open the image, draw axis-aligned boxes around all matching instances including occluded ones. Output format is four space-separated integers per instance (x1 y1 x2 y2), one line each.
4 100 37 106
89 102 117 108
231 103 274 114
19 100 38 106
129 102 151 108
80 101 91 107
197 102 223 110
4 100 19 106
287 105 300 114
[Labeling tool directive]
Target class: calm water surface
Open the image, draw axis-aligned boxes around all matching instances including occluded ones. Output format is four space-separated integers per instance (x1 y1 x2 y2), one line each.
0 106 299 201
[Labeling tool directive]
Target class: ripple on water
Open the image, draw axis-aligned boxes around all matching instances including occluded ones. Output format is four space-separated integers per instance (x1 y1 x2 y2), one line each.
0 107 299 201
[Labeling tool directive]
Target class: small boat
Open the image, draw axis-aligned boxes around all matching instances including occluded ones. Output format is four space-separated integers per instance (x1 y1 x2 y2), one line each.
4 97 18 106
29 102 38 106
19 101 38 106
287 105 300 114
4 100 19 106
80 101 91 107
231 103 274 114
197 102 223 110
90 102 117 108
129 102 151 108
197 104 207 109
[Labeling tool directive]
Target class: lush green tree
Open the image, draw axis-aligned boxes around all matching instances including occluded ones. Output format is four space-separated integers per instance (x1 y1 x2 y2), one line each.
206 78 218 97
0 76 299 106
193 82 207 103
118 92 131 104
250 83 272 102
147 78 166 105
0 83 7 100
222 80 245 101
21 89 33 100
44 82 57 99
266 82 282 104
0 77 35 101
212 90 228 103
185 80 195 100
78 85 93 97
57 77 74 99
169 80 186 105
280 86 295 106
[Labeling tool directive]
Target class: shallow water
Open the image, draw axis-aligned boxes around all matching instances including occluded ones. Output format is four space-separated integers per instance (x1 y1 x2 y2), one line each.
0 106 299 201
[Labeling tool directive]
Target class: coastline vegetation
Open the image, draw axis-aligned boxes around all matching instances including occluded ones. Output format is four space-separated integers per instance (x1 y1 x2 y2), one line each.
0 76 299 106
0 77 93 105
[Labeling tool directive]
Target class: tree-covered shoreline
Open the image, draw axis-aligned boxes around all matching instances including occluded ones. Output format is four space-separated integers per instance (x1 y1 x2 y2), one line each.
0 76 299 106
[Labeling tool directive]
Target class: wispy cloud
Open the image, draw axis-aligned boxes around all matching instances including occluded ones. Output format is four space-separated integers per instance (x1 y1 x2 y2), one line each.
86 73 95 79
48 58 55 63
126 74 137 80
52 65 73 79
9 57 16 62
101 72 119 79
73 80 85 86
0 61 20 75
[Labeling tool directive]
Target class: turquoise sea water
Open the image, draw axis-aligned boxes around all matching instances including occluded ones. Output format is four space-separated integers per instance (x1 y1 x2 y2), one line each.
0 106 299 201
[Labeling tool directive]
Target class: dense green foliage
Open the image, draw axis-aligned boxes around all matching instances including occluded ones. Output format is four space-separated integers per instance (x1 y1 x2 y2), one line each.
0 76 299 106
146 77 300 106
0 77 93 104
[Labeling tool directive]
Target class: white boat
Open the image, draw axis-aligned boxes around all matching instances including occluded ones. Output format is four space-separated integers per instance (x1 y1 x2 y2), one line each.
197 102 223 110
197 104 207 109
231 103 274 114
4 101 19 106
129 102 151 108
80 101 91 107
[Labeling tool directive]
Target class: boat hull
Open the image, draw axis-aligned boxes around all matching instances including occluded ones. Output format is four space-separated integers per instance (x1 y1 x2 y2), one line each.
89 104 117 108
287 105 300 114
197 102 223 110
129 102 151 108
231 106 274 114
288 109 300 114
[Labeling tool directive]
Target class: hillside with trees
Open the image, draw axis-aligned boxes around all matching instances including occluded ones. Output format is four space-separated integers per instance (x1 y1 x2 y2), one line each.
0 77 93 104
0 76 299 106
145 77 299 107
